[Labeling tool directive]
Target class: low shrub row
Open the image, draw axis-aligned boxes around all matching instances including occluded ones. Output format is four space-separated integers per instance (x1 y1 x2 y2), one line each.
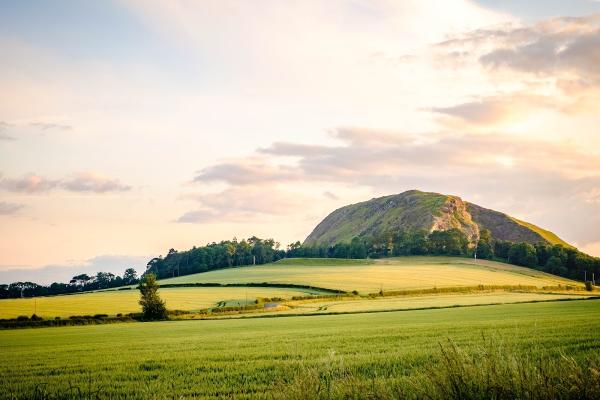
0 313 140 329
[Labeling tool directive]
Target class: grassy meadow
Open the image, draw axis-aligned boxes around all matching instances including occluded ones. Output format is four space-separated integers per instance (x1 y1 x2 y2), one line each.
0 286 324 319
0 300 598 399
160 257 581 293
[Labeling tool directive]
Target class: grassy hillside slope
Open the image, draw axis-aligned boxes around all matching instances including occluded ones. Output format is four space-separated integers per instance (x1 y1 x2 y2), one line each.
160 257 580 293
304 189 571 247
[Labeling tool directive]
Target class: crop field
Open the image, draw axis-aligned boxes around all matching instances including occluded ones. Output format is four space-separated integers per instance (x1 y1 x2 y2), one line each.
0 300 598 399
160 257 580 293
0 286 323 319
281 291 594 315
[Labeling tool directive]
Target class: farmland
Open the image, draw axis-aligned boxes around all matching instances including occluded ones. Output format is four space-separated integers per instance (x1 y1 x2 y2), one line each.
0 286 324 319
0 257 589 321
0 300 598 399
279 291 594 315
160 257 581 293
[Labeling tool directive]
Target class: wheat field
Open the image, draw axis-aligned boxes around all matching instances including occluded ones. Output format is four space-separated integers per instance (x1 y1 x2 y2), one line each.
160 257 580 293
0 286 322 319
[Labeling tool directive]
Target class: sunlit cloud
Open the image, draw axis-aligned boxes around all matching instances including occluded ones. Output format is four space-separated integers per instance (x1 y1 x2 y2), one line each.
0 172 130 193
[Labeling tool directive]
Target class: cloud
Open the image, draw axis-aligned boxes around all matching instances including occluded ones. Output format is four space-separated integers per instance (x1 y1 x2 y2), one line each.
0 172 130 193
0 254 150 285
177 187 308 223
0 201 24 216
0 174 60 193
61 172 131 193
430 94 554 124
435 14 600 90
0 133 15 141
0 121 16 140
428 14 600 126
193 162 301 185
479 15 600 81
29 122 73 131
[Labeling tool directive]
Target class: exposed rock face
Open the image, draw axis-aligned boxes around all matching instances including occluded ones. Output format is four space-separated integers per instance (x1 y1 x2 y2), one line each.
304 190 571 248
431 196 479 244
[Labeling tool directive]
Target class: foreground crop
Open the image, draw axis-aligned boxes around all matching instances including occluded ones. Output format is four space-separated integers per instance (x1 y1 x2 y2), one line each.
0 300 598 399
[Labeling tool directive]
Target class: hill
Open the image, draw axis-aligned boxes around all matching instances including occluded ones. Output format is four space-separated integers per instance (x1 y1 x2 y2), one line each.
304 190 572 247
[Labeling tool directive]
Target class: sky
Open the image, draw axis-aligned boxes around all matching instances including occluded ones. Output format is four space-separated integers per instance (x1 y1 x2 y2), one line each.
1 0 600 284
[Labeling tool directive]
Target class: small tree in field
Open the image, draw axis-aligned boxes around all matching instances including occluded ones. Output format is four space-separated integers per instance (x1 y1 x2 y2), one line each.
138 273 167 320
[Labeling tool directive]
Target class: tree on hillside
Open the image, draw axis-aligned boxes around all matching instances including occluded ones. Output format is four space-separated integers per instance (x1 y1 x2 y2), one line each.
123 268 138 285
350 237 367 259
475 229 494 259
138 273 168 320
508 243 538 267
70 274 91 289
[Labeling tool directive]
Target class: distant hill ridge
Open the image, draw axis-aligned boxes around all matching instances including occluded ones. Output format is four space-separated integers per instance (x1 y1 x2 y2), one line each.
304 190 572 248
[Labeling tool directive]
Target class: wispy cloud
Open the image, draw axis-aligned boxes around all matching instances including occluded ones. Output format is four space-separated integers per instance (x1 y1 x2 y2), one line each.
29 122 73 131
0 174 60 193
0 201 24 216
177 187 309 224
0 172 131 193
0 121 15 140
61 172 131 193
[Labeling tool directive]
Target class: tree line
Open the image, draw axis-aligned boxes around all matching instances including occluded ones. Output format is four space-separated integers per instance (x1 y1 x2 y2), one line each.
0 268 139 299
145 236 285 279
2 231 598 300
286 228 600 282
0 236 284 298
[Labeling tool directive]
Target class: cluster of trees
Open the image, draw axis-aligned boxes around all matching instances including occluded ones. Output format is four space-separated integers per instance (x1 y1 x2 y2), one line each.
145 236 285 279
493 240 600 281
287 228 600 282
0 268 139 299
287 229 471 259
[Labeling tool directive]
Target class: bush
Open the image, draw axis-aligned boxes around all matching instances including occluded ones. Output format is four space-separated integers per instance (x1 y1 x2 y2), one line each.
585 281 593 291
16 315 29 321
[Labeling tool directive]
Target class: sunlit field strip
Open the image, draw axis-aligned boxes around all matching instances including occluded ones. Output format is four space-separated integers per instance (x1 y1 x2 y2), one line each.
160 256 580 293
0 286 323 319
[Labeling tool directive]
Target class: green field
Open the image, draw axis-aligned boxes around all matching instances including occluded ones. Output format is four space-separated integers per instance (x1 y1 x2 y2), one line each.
1 300 598 399
281 292 593 315
0 257 586 320
0 286 323 319
160 257 580 293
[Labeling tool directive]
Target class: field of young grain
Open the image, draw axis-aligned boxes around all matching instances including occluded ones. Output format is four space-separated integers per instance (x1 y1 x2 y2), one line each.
0 286 323 319
160 256 580 293
1 300 598 399
280 292 594 315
